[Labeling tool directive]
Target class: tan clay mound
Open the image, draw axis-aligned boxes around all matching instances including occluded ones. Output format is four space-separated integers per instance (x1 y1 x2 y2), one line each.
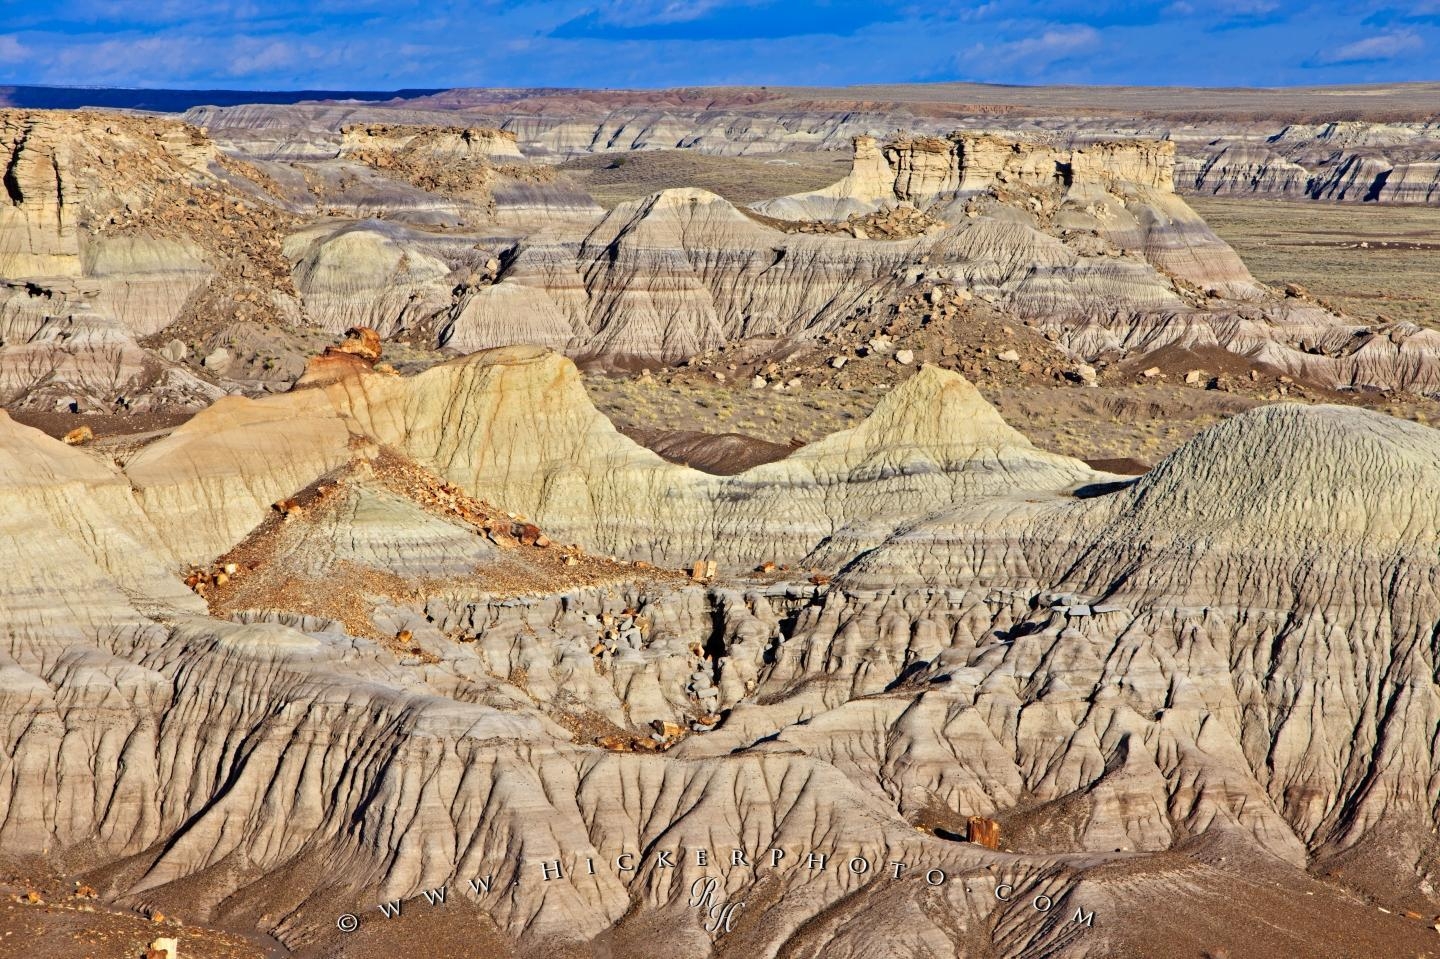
121 345 1102 568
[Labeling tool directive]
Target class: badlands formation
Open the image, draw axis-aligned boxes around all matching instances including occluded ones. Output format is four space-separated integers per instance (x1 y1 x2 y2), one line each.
1 86 1439 958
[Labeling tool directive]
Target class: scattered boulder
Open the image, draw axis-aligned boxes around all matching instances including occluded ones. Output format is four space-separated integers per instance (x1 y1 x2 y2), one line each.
335 326 383 362
63 425 94 445
996 349 1020 364
896 349 915 366
272 497 303 519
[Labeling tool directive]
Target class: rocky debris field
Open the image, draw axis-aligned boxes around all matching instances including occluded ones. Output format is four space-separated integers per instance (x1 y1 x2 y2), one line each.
339 122 556 207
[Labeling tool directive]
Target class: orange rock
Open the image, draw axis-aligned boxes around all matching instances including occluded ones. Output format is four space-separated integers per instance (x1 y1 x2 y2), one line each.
808 572 832 586
596 734 631 751
395 629 413 644
966 816 1000 850
294 350 373 387
63 425 94 445
516 523 543 547
755 560 777 573
336 326 382 362
651 719 685 739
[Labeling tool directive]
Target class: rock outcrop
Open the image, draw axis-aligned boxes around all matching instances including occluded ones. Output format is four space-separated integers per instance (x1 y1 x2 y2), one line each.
339 122 525 162
753 134 1177 221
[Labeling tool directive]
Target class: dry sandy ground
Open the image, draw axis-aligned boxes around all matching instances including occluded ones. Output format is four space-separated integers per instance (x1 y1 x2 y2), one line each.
1192 197 1440 329
0 866 272 959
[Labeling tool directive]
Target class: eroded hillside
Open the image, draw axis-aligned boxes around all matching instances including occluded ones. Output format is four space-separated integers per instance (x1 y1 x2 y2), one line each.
3 95 1440 959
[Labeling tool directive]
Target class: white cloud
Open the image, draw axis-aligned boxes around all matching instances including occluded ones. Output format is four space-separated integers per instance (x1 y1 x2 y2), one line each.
966 23 1100 68
1169 0 1275 13
0 35 26 63
1318 29 1424 63
226 40 304 76
593 0 745 27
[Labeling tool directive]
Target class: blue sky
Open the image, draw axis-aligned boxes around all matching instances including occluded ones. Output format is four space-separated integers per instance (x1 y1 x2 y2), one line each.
0 1 1436 89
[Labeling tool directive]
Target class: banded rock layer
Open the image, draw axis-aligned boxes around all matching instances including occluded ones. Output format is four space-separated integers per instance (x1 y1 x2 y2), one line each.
2 347 1439 956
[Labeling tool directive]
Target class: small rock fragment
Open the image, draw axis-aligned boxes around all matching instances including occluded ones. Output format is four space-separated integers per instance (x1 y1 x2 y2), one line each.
202 347 232 373
146 938 179 959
